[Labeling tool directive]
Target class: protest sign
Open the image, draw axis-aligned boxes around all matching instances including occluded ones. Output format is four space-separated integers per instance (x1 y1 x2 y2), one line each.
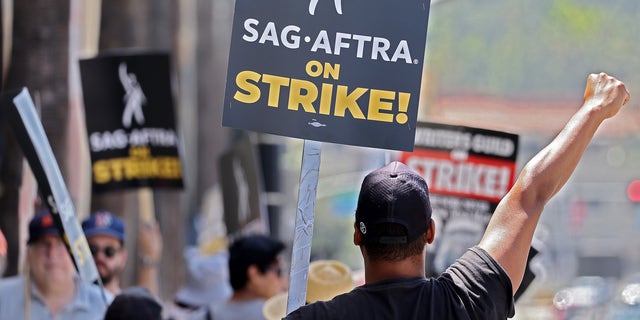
0 88 100 286
223 0 431 151
223 0 432 312
79 52 183 192
219 133 269 236
400 121 519 274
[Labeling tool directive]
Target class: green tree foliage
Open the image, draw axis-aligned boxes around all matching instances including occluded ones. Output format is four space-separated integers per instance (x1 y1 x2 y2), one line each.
427 0 640 99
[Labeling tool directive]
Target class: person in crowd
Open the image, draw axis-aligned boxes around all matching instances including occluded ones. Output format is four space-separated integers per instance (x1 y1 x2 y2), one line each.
164 197 232 320
262 259 355 320
82 210 162 295
164 243 232 319
204 234 287 320
104 286 163 320
82 210 127 296
0 210 111 319
284 72 630 319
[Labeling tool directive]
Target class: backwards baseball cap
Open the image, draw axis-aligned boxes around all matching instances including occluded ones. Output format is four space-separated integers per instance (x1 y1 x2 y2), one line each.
27 210 61 244
82 210 125 243
355 161 432 244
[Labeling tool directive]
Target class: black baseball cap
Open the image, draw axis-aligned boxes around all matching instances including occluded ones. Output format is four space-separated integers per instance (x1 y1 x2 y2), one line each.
355 161 432 244
27 210 60 244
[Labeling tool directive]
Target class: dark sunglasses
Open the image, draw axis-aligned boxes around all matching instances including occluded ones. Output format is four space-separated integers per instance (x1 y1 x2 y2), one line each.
89 245 120 258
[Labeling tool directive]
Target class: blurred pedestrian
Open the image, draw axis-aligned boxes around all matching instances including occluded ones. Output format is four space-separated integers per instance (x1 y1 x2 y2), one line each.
262 260 354 320
164 195 232 320
104 286 162 320
82 210 127 295
164 244 232 320
0 210 111 319
82 210 162 295
284 73 630 319
203 234 287 320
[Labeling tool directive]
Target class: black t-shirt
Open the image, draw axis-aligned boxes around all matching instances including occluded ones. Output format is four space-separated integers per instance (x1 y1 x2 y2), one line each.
284 247 515 320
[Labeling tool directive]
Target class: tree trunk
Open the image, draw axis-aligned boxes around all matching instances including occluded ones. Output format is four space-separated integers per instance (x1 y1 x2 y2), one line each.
1 0 70 276
195 0 233 208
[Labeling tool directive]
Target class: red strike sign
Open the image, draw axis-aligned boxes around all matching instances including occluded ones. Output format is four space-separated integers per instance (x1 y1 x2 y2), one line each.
401 149 517 203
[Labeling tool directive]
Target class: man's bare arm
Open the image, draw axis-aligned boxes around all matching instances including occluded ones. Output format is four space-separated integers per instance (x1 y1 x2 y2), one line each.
478 73 630 293
137 220 162 295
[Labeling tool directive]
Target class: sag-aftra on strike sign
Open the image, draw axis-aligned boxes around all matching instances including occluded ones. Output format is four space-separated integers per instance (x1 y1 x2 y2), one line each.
223 0 431 151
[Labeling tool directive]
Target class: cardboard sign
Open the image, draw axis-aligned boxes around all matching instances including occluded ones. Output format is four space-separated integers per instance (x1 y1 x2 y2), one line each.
79 52 184 193
400 122 519 275
219 134 269 236
0 88 100 285
223 0 431 151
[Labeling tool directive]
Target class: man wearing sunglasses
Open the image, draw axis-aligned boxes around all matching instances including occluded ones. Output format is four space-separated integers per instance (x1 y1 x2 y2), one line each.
82 210 128 295
82 210 162 296
0 210 111 319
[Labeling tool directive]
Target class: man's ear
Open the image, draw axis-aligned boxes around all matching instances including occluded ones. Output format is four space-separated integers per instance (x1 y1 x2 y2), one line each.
120 249 128 264
426 218 436 244
353 223 363 246
247 264 260 281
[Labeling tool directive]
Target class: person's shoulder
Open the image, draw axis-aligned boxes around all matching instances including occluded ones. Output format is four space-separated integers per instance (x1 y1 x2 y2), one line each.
447 246 511 280
0 276 25 306
81 282 114 305
83 282 111 297
0 275 25 291
283 303 315 320
205 299 234 319
212 299 264 318
438 247 515 318
0 277 24 318
284 293 354 319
